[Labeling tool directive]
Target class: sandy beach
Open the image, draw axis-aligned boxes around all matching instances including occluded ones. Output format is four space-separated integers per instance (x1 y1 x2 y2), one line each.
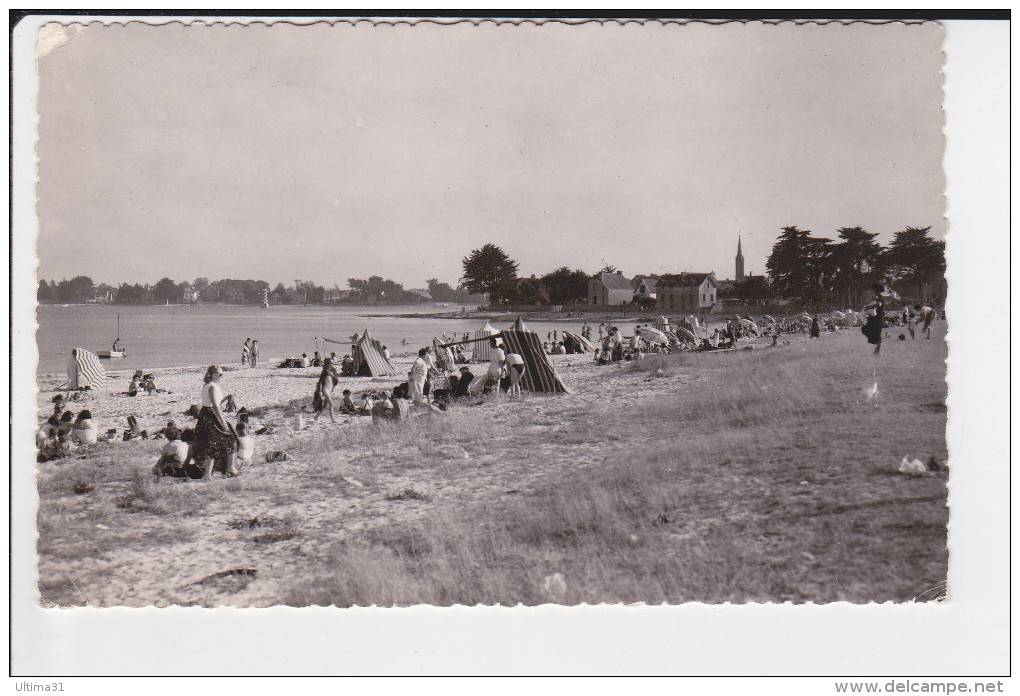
34 326 949 608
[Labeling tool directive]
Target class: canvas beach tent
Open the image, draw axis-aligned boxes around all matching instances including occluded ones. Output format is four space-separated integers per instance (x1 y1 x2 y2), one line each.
509 316 530 332
352 330 397 377
561 330 595 353
432 338 456 372
67 348 106 390
471 322 499 362
653 316 670 332
499 330 569 393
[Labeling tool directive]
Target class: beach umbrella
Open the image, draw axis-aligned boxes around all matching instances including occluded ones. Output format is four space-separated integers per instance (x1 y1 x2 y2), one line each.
762 314 776 325
637 326 669 345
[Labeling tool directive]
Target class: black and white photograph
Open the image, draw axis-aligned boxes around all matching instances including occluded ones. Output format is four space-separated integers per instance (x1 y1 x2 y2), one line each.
9 12 1009 678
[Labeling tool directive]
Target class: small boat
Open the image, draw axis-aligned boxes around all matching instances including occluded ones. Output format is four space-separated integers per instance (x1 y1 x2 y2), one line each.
98 313 127 358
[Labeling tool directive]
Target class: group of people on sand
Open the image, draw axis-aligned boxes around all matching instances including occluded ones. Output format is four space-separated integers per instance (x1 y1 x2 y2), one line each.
126 370 166 397
151 365 254 480
241 338 260 367
860 284 940 355
36 398 99 462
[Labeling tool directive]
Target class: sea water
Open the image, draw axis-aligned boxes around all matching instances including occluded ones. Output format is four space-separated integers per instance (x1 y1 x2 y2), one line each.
34 304 640 375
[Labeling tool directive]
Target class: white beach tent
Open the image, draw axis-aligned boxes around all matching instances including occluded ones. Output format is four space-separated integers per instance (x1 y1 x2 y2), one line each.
471 322 499 362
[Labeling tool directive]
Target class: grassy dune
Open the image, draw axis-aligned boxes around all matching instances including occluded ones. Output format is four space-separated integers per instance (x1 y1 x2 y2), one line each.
37 328 948 607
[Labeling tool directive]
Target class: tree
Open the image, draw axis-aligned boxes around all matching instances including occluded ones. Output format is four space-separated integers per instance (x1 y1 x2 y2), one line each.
152 277 180 303
271 283 291 304
766 227 835 303
512 276 550 305
348 276 411 303
541 267 590 305
734 275 772 303
829 226 883 305
599 264 617 274
193 277 209 291
461 244 519 306
114 283 145 303
883 226 946 302
54 275 95 302
37 280 54 303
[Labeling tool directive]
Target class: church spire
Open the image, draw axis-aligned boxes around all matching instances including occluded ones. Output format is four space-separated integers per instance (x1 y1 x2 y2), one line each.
735 235 745 279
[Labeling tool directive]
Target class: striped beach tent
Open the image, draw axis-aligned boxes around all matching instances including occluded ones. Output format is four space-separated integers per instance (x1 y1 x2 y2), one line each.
352 330 397 377
471 322 499 362
509 316 530 332
432 338 456 372
500 330 568 394
67 348 106 390
653 315 670 332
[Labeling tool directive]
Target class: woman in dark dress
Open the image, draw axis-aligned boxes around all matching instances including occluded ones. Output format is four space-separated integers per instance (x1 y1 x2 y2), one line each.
192 365 239 479
861 283 886 355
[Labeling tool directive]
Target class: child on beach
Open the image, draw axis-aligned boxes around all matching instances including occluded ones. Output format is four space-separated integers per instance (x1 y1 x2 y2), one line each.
235 421 254 466
242 339 251 367
313 358 339 422
250 340 259 367
339 389 357 415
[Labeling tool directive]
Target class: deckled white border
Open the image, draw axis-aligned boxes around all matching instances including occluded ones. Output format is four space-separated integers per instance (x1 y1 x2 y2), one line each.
8 16 1009 678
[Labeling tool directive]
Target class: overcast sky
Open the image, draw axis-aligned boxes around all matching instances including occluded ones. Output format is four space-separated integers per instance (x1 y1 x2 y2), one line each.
36 20 945 288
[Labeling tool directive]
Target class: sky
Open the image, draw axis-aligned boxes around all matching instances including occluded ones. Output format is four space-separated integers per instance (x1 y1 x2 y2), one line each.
35 20 946 288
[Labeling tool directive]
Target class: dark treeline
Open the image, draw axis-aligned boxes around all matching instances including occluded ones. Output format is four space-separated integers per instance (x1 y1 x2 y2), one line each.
36 275 479 306
761 225 945 305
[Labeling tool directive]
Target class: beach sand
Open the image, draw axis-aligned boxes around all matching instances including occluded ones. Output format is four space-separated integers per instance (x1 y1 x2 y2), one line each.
34 327 945 609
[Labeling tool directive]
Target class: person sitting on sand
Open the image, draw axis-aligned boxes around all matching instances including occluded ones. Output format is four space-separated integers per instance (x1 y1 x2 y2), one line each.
153 426 204 479
451 366 475 398
371 390 397 421
71 410 98 446
192 365 240 480
358 392 375 415
298 353 309 368
235 421 255 467
382 345 391 361
56 411 75 444
340 354 355 376
313 357 339 422
311 351 322 368
339 389 357 415
37 415 59 449
127 372 142 397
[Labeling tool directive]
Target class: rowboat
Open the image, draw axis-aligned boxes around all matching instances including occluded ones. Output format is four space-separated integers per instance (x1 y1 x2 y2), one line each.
97 350 127 359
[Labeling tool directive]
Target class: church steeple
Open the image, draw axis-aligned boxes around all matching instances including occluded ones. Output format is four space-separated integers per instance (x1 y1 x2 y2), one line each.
735 235 745 279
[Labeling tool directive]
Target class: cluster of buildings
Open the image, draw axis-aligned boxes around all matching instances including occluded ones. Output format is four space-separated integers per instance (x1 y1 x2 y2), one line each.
587 238 748 312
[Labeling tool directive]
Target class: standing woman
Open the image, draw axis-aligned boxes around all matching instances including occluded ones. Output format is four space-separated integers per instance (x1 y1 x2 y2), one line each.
313 357 339 422
861 283 886 355
192 365 239 479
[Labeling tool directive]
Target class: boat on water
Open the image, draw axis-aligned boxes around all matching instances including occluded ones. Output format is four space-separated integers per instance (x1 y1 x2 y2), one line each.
98 313 127 359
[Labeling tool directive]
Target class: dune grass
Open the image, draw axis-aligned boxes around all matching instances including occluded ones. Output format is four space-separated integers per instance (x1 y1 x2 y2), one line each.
36 330 948 607
285 334 948 606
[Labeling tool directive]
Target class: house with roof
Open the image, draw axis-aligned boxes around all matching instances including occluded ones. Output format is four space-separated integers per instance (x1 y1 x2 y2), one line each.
588 271 634 306
655 272 718 312
632 275 659 302
323 287 353 304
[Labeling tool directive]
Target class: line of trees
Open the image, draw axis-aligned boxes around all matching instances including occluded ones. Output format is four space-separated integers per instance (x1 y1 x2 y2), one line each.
460 243 593 306
760 225 945 305
37 275 478 305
